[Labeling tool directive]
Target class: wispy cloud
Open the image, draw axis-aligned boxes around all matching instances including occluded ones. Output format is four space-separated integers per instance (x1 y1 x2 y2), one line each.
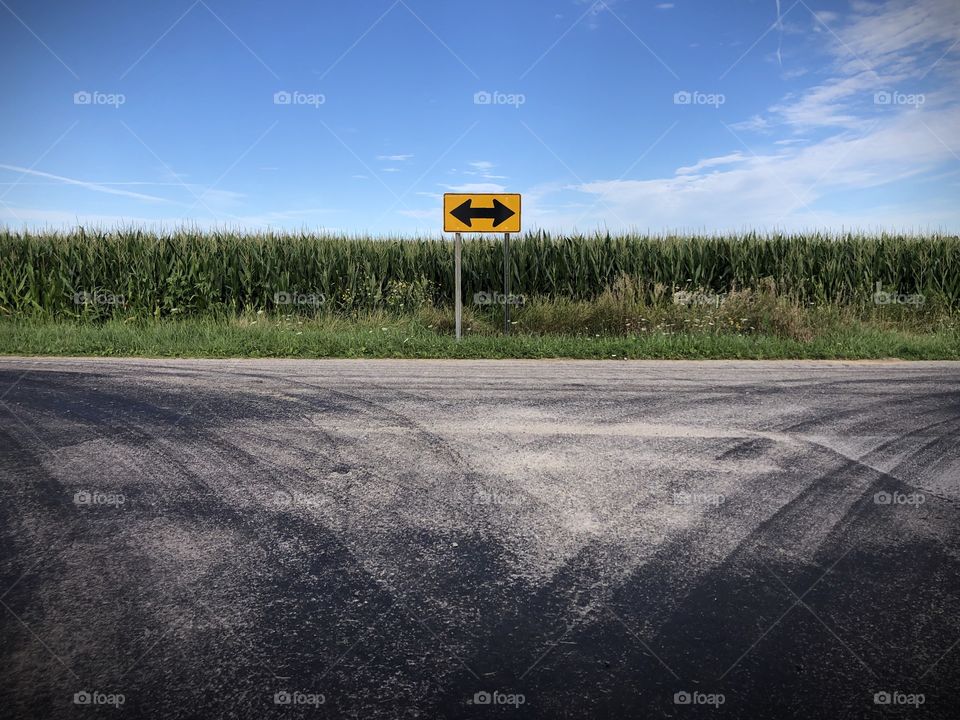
444 182 507 193
754 0 960 130
376 154 414 161
675 152 746 175
0 205 337 229
464 160 508 180
568 104 960 231
0 165 169 202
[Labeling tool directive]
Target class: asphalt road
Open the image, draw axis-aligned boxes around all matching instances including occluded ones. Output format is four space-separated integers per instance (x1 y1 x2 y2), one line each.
1 357 958 719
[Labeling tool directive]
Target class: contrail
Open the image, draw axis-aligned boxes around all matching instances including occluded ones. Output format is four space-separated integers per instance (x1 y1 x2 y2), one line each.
775 0 783 66
0 164 169 202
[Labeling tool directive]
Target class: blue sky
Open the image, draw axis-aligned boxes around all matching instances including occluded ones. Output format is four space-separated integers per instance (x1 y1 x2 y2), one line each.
1 0 958 234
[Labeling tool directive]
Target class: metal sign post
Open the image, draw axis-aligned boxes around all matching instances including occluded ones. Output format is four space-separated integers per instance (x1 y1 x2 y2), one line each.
503 232 510 334
454 232 462 340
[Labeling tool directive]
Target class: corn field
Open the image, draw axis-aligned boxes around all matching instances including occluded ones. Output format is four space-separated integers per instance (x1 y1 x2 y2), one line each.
2 229 958 317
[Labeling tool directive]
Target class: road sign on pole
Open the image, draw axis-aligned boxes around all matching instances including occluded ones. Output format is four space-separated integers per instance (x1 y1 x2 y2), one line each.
444 193 521 234
446 194 521 338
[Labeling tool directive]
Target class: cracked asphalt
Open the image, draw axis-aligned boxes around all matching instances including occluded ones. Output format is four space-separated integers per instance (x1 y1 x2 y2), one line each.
1 357 958 719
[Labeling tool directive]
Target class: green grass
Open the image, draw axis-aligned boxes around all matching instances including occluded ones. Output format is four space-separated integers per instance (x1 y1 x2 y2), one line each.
2 317 957 360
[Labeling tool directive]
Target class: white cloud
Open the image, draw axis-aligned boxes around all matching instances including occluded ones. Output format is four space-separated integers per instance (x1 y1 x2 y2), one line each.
376 154 413 161
830 0 960 74
565 105 960 231
655 3 675 9
812 11 840 25
0 205 337 231
0 165 169 202
751 0 960 131
443 182 507 193
653 0 960 231
730 115 772 132
675 152 746 175
462 160 509 181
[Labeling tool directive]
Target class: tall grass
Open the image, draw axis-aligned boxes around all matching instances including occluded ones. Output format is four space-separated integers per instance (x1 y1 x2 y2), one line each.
1 228 957 318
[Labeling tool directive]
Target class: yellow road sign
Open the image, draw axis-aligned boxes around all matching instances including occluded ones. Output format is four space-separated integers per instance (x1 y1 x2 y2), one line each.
443 193 521 233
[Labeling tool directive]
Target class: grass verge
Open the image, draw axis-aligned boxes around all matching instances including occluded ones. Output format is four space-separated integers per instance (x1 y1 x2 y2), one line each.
1 317 957 360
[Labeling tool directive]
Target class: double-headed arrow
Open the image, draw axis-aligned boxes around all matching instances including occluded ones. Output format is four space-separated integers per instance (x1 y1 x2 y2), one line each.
449 198 516 228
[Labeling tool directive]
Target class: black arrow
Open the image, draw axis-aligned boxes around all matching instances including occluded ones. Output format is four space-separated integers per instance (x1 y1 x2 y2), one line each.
450 198 515 228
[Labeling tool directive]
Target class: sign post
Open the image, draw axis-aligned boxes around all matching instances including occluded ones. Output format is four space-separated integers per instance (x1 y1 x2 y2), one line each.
454 232 462 340
443 193 521 336
503 232 510 334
